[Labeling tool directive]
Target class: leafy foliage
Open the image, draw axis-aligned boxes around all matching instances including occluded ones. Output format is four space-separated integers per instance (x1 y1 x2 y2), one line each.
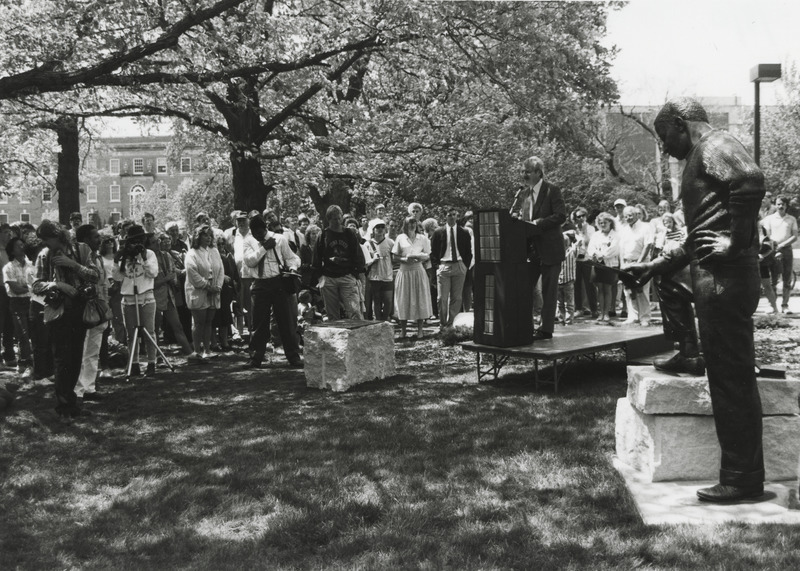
762 63 800 200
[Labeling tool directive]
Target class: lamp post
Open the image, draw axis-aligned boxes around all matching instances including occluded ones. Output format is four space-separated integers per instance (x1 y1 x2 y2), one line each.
750 63 781 166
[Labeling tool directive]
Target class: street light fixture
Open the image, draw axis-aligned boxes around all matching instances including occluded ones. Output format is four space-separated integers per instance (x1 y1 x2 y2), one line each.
750 63 781 166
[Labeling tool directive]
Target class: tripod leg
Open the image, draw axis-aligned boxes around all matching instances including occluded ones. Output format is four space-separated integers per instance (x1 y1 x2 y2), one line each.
125 327 140 380
140 328 175 372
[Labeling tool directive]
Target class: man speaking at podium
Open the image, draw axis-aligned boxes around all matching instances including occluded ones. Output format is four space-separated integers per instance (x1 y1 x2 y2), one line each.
511 156 566 340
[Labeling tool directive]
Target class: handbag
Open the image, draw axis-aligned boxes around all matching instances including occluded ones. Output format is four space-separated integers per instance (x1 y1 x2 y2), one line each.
271 249 301 295
43 303 64 323
83 297 111 328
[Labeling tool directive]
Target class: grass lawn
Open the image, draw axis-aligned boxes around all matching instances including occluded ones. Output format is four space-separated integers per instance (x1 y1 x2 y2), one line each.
2 328 800 570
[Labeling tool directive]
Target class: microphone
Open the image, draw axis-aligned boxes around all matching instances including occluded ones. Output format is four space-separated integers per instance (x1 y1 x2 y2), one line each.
509 186 525 215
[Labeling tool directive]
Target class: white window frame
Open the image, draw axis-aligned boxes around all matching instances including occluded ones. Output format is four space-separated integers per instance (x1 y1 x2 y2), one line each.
20 211 30 223
109 158 120 175
110 184 121 202
0 212 7 224
157 157 167 174
110 208 121 224
18 190 29 204
180 157 192 174
87 158 97 171
133 158 144 175
42 188 52 203
87 184 98 203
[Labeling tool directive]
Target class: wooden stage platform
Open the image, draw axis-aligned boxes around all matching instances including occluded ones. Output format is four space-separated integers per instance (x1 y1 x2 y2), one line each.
460 324 673 392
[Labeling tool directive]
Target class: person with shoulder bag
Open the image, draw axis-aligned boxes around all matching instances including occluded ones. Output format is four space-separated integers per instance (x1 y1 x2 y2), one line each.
32 220 100 420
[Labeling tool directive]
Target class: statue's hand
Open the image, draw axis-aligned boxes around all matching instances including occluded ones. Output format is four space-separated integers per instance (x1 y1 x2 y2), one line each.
625 262 655 289
694 230 733 263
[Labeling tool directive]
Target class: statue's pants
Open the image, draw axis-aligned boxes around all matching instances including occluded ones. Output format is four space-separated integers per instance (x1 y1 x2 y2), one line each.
658 258 764 487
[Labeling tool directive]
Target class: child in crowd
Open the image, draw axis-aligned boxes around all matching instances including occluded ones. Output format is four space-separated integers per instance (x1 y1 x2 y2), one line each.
365 219 394 321
297 289 322 345
557 232 577 326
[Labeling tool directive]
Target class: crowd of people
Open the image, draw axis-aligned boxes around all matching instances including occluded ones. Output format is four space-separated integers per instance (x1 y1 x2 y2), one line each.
4 176 795 420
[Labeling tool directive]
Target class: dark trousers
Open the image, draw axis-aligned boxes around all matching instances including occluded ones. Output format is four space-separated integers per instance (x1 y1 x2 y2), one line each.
369 280 394 321
0 290 17 362
658 259 764 486
48 303 87 414
530 259 561 334
29 301 54 379
771 247 794 308
249 278 301 364
575 259 597 313
8 297 32 365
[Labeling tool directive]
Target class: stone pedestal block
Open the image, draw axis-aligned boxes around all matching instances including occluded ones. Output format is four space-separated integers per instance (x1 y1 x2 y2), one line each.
615 398 800 482
626 366 800 416
304 320 395 392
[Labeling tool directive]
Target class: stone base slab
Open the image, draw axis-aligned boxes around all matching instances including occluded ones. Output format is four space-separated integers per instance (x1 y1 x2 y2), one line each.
615 397 800 482
627 366 800 415
304 321 396 392
614 458 800 525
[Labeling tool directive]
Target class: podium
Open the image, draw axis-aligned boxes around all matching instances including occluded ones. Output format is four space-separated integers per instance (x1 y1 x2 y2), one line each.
472 210 533 347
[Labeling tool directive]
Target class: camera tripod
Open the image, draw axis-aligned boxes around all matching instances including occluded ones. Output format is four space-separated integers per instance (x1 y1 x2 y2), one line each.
125 284 175 380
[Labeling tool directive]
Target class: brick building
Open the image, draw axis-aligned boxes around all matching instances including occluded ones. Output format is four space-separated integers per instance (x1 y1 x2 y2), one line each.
0 136 208 227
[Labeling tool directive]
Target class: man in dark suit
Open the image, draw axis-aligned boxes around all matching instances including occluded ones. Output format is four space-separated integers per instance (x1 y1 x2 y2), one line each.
431 207 473 329
512 156 566 339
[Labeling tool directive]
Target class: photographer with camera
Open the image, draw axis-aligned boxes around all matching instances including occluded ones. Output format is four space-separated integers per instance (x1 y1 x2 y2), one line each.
32 220 100 420
112 224 159 377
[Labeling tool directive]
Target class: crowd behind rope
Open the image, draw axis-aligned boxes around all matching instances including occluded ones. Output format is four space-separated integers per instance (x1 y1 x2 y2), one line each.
3 192 796 419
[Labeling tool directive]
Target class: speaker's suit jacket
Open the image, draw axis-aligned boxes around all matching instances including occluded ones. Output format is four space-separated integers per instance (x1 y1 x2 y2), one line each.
523 180 567 265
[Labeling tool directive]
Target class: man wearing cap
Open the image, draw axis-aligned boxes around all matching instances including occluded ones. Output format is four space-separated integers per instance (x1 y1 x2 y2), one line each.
613 199 627 229
296 214 310 248
365 219 394 321
511 156 566 340
431 208 472 329
374 204 386 220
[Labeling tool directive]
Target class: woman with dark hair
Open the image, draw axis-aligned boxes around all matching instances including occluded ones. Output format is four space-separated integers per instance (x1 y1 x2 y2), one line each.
112 224 160 377
391 216 432 338
212 233 239 352
184 224 224 360
32 220 99 419
3 237 33 378
100 236 125 345
586 212 620 324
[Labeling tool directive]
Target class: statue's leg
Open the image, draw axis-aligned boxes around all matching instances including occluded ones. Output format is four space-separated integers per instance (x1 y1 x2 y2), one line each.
691 260 764 488
657 264 699 354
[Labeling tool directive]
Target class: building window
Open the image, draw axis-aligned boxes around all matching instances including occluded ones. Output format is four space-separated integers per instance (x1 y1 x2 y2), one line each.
157 157 167 174
18 191 30 204
0 213 7 224
133 158 144 174
86 158 97 171
20 211 30 223
110 209 121 224
42 188 52 203
87 185 98 203
180 157 191 174
109 158 120 175
0 192 7 204
110 184 121 202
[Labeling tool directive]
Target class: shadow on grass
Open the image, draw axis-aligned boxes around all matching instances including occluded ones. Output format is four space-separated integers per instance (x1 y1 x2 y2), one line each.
2 348 800 569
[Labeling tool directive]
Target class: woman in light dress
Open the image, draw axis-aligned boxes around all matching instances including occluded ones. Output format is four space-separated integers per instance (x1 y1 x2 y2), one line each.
184 225 225 361
391 216 432 338
587 212 620 324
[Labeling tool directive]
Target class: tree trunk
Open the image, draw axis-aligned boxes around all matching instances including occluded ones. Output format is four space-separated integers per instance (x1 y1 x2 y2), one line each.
54 116 80 225
230 147 268 212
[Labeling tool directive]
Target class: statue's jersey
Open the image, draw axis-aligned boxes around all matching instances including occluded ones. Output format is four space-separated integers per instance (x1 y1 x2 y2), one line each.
674 129 765 265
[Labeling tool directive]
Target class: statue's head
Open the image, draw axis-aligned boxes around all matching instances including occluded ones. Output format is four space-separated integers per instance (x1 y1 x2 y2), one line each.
654 97 709 160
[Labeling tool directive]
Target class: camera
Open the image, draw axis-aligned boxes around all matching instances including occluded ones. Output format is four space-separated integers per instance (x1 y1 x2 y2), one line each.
123 242 146 258
43 287 65 308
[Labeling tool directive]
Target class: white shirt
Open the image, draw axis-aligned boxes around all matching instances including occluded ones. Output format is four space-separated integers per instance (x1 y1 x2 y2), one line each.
763 211 798 247
521 179 544 222
243 232 300 279
443 223 462 262
618 220 653 264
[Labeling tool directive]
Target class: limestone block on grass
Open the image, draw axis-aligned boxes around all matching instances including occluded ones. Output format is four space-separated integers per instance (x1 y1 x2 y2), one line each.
304 320 395 392
627 366 800 416
615 398 800 482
